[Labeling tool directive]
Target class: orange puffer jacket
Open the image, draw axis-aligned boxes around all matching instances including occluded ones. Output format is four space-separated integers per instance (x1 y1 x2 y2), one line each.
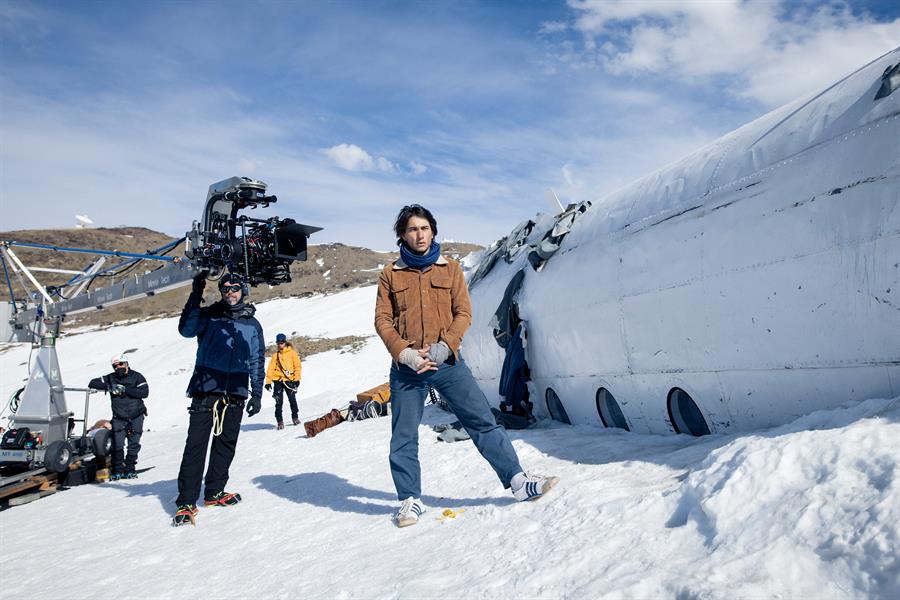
374 255 472 362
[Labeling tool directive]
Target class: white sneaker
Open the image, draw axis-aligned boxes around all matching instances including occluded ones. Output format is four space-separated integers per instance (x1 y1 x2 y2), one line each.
511 472 559 502
394 497 426 527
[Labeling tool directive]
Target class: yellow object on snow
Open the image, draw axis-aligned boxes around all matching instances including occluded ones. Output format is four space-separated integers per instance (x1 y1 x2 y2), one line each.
437 508 466 522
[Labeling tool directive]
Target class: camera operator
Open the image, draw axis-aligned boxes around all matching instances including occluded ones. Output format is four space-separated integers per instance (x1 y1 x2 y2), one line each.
172 272 264 527
87 354 149 480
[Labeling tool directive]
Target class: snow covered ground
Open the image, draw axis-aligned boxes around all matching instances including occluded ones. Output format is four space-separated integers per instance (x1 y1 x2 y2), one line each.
1 286 898 599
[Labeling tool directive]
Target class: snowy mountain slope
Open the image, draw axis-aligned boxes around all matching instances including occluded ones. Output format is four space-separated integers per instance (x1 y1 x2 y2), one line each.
0 286 898 599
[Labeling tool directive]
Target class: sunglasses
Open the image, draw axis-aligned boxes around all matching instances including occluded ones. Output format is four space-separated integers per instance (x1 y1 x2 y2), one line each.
221 284 243 293
112 362 127 368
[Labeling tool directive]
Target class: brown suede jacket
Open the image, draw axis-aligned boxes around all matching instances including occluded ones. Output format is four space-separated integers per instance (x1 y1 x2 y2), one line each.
374 254 472 362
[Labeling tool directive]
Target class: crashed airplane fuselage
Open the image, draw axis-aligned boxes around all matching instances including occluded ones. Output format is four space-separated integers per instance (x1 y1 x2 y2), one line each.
462 47 900 436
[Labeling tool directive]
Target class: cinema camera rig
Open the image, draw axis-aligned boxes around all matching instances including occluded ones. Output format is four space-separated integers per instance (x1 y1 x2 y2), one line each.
186 177 321 287
0 177 321 476
1 176 322 332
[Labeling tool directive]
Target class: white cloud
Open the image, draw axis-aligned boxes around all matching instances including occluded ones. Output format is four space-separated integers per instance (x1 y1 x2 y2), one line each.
565 0 900 106
238 157 260 172
323 143 397 173
409 161 428 176
539 21 568 35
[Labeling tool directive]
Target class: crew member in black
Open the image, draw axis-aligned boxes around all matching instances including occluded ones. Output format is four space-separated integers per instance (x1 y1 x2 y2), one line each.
172 273 264 527
88 354 149 480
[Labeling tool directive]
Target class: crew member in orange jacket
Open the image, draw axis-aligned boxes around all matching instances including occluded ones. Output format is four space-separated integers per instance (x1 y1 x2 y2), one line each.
264 333 302 429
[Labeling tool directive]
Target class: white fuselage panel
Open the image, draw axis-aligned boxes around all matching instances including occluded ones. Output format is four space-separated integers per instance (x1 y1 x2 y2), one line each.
463 48 900 434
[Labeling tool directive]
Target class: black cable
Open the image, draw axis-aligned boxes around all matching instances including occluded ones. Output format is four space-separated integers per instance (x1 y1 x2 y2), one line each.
57 237 186 296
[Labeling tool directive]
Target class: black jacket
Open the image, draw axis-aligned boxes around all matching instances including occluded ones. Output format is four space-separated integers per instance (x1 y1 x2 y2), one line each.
88 369 149 419
179 296 265 401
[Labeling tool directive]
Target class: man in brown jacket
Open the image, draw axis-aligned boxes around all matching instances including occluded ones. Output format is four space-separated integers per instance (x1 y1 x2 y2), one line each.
375 204 558 527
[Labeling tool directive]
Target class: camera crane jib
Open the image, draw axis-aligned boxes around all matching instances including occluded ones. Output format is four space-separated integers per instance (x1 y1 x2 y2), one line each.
0 177 320 477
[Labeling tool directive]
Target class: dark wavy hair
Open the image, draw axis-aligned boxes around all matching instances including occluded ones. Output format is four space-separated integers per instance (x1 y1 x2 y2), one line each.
393 204 438 246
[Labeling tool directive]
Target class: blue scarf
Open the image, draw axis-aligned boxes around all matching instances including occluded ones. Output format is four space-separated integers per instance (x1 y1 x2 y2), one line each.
400 241 441 270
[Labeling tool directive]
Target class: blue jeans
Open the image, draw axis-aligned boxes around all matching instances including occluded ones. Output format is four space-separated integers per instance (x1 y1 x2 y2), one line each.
389 357 523 500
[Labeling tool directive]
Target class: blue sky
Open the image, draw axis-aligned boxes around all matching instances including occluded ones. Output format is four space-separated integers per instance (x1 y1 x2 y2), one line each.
1 0 898 249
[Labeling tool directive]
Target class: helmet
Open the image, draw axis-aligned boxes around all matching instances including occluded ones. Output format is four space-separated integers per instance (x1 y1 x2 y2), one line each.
110 354 128 366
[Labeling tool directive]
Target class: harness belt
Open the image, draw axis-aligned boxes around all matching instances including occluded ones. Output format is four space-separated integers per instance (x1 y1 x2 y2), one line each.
212 397 228 437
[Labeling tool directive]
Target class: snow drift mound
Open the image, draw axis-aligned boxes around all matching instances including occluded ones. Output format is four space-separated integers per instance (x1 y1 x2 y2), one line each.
663 397 900 598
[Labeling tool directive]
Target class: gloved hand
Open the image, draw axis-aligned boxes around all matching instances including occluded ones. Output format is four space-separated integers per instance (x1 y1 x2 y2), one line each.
399 347 438 374
264 383 272 392
110 384 126 396
427 341 452 366
398 347 425 371
191 273 206 295
246 396 261 417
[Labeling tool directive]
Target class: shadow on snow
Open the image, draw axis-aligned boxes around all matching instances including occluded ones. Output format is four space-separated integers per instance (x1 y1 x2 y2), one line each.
253 471 515 516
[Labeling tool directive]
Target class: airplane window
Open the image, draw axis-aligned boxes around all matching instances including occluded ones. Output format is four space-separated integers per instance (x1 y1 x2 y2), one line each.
875 62 900 100
596 388 629 430
545 388 571 424
667 388 711 436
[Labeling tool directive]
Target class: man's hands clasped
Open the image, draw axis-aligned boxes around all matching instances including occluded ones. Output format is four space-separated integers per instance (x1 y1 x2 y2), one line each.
399 341 452 375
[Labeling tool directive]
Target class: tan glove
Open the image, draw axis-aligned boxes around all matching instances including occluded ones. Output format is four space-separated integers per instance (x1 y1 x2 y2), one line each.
399 348 428 371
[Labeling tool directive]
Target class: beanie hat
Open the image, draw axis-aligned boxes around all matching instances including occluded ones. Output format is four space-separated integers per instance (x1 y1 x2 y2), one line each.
218 273 244 288
276 333 287 343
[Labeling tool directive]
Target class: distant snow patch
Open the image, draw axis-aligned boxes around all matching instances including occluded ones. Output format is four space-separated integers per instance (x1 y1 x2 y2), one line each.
459 250 483 271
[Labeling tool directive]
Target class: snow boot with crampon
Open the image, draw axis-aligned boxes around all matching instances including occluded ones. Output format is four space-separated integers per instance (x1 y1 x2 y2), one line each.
172 504 198 527
204 491 242 507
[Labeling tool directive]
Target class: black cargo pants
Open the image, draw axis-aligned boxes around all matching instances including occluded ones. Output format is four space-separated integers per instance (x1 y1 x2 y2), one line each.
273 381 299 423
111 415 144 474
175 395 244 506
